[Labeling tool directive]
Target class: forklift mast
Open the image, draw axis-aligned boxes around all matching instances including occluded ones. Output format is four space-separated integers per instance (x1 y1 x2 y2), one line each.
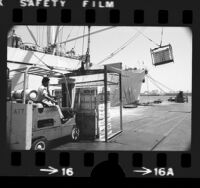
59 78 75 108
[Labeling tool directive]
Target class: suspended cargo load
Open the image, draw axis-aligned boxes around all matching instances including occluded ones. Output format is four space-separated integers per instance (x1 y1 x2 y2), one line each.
150 44 174 66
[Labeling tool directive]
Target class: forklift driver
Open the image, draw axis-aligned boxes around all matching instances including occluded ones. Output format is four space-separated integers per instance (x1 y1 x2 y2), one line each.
36 76 67 124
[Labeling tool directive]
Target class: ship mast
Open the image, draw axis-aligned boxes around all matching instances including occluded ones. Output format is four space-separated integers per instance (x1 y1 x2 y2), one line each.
47 26 60 55
80 25 91 71
85 25 91 69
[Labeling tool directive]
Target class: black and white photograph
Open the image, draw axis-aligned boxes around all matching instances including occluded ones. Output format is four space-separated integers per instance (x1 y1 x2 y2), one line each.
6 26 192 151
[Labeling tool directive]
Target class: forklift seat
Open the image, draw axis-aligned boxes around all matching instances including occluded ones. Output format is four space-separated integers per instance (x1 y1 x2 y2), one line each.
33 101 50 108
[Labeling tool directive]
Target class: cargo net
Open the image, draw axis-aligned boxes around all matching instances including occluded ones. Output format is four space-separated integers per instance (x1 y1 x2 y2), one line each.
150 44 174 66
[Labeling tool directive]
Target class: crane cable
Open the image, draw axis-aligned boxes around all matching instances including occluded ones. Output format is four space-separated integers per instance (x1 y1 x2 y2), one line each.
82 26 86 57
76 26 86 69
54 26 60 46
146 75 166 93
59 26 64 53
63 27 74 54
26 26 39 47
66 27 74 40
73 26 81 49
160 27 164 47
58 26 64 35
146 75 150 101
134 28 160 47
55 26 72 106
41 26 44 47
57 26 116 45
31 52 54 70
147 74 175 92
36 27 38 45
147 76 166 93
30 52 73 105
38 27 40 46
96 28 146 65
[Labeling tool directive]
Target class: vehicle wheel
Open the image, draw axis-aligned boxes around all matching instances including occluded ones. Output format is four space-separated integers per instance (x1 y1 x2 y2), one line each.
71 127 80 142
31 138 47 150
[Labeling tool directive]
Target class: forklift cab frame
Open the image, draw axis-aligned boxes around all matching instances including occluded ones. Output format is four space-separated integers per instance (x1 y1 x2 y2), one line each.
10 65 73 106
8 65 79 150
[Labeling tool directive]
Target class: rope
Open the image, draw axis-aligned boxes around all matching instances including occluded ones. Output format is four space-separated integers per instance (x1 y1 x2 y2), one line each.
26 26 39 46
58 26 116 45
96 28 145 65
147 74 175 92
134 28 160 47
9 72 25 77
147 76 166 93
58 27 74 49
36 27 38 45
79 26 86 68
73 26 81 49
146 76 150 101
41 26 44 47
31 52 53 70
58 26 64 35
63 27 74 54
160 27 164 47
60 27 64 53
66 27 74 41
38 27 40 46
54 26 60 45
82 26 86 56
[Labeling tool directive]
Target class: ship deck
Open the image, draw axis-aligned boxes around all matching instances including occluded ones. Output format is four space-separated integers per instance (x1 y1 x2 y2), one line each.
52 100 191 151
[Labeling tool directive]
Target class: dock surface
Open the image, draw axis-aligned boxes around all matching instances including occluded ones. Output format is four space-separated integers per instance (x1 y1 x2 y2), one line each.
53 100 191 151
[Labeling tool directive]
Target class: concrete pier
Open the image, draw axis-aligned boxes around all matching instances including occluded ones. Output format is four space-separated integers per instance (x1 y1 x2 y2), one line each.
53 100 191 151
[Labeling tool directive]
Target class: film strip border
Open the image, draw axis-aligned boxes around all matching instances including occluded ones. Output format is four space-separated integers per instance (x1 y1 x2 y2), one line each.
0 0 198 25
0 0 199 178
9 9 193 24
0 151 192 177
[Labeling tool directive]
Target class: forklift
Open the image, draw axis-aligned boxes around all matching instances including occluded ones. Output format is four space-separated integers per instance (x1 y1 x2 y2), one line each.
7 65 80 150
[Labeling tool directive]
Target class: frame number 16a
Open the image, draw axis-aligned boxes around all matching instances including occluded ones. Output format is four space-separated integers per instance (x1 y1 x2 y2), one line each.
134 167 174 176
154 168 174 176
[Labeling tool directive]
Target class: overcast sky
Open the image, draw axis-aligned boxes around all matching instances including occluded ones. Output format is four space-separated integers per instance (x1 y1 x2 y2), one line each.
10 26 192 92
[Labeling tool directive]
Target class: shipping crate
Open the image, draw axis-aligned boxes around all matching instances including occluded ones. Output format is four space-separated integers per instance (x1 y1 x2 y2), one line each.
76 112 97 140
74 88 97 113
74 87 112 141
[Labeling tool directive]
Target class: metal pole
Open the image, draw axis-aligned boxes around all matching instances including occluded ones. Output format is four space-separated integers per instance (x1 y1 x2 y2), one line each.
61 73 71 107
23 68 29 104
150 49 154 66
119 73 123 131
104 66 108 142
85 26 91 69
26 74 29 89
87 26 90 55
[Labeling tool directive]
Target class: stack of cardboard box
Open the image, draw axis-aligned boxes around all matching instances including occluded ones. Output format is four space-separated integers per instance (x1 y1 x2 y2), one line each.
97 87 112 141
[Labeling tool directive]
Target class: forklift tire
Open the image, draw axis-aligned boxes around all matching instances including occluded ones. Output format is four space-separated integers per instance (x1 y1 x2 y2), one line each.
71 127 80 142
31 138 48 150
